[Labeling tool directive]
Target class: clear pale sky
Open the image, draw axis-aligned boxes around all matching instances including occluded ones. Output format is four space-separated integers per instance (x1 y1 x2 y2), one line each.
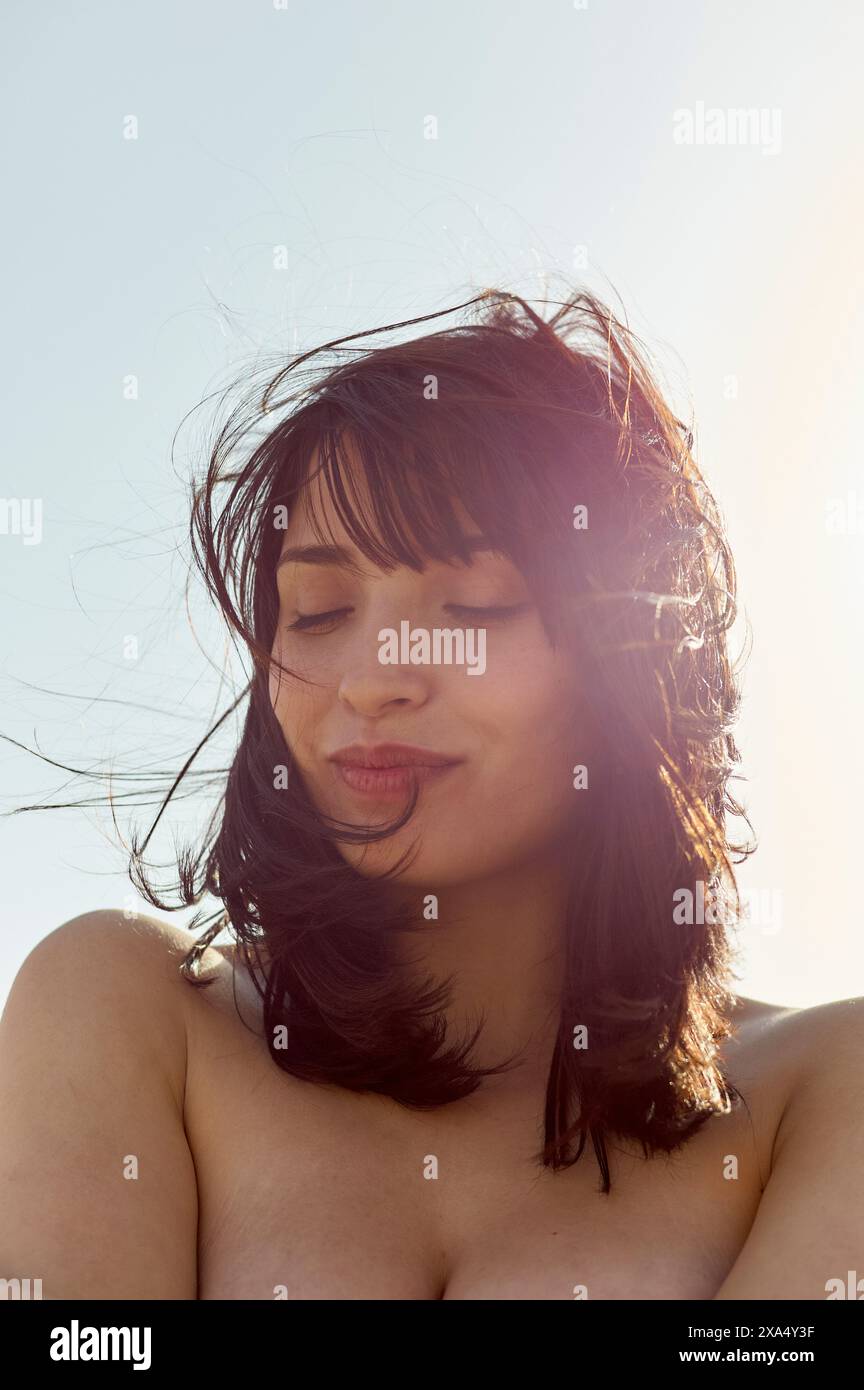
2 0 862 1010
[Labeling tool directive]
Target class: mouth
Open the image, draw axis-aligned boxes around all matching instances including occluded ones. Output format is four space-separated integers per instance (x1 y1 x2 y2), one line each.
335 763 458 798
329 743 463 800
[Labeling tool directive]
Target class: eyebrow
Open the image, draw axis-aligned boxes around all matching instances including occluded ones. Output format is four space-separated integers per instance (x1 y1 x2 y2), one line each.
275 536 499 572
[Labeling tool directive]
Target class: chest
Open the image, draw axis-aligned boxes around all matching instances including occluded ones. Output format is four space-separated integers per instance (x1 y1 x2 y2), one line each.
185 1024 768 1301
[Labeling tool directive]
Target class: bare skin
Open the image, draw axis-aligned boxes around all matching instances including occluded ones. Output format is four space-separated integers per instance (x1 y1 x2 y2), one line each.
2 909 861 1301
4 448 863 1299
186 934 785 1301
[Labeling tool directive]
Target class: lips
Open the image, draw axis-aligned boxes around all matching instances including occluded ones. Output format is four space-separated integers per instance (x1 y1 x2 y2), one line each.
329 743 463 799
330 743 461 770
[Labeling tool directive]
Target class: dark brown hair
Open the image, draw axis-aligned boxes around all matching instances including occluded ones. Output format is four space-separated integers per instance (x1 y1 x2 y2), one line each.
16 283 758 1192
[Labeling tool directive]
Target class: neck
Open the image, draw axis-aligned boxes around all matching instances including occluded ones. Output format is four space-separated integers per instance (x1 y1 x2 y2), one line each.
392 854 571 1097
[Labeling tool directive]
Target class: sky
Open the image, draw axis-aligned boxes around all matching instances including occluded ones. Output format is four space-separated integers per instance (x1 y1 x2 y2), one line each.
2 0 863 1010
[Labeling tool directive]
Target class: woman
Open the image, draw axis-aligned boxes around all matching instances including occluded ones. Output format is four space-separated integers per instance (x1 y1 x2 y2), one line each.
1 287 861 1301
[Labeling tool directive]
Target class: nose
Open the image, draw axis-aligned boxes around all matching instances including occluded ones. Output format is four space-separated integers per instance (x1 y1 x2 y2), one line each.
337 641 431 718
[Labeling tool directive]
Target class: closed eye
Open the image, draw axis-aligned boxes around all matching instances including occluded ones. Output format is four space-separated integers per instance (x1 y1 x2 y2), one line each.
285 602 530 635
285 607 352 633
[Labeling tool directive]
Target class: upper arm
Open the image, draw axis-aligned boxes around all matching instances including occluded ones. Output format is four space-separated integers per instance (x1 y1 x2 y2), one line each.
0 911 199 1299
713 997 864 1300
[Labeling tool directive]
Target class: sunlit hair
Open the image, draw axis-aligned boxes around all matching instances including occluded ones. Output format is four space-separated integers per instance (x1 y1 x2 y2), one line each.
125 286 757 1190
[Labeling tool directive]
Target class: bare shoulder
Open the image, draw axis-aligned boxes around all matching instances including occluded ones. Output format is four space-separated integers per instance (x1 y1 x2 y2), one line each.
182 933 269 1033
722 991 864 1112
726 990 864 1075
718 993 801 1099
4 908 201 1088
12 904 202 983
0 907 204 1297
751 992 864 1132
21 903 202 972
713 991 864 1299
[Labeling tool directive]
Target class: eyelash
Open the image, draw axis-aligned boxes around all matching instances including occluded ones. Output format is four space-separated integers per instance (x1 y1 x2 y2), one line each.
285 604 528 634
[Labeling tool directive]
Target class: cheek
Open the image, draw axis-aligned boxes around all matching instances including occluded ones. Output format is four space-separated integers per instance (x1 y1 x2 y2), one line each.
268 639 327 754
478 639 579 744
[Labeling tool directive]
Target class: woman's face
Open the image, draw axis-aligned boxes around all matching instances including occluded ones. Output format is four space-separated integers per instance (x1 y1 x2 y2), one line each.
269 444 589 886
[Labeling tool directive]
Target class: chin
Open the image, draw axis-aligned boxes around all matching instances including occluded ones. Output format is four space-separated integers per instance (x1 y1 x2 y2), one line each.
336 837 459 883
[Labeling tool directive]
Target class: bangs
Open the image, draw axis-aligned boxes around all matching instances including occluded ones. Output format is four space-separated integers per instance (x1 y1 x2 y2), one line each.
290 417 552 579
